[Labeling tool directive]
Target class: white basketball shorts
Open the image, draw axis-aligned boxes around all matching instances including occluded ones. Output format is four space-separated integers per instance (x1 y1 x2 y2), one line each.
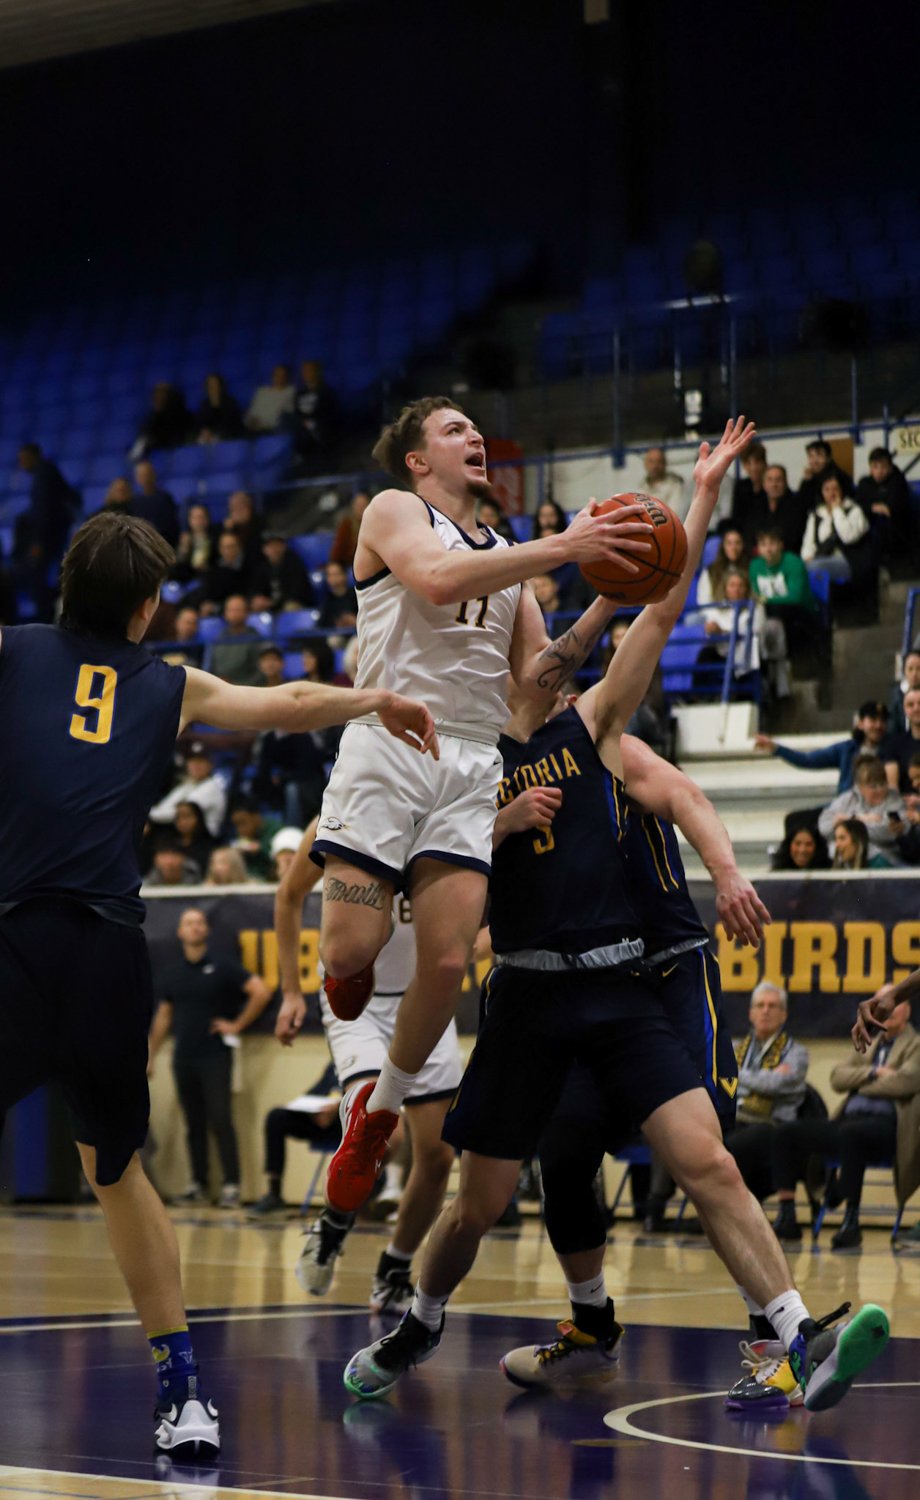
312 721 502 890
320 989 463 1103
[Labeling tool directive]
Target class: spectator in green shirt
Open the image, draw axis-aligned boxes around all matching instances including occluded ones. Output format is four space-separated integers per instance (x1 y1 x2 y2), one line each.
750 527 820 658
228 796 283 880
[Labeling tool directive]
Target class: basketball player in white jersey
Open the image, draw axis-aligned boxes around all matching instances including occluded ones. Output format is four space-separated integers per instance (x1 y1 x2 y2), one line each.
276 817 463 1315
300 396 655 1212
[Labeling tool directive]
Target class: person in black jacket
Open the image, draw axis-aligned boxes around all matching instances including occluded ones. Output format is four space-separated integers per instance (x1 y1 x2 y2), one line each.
132 461 180 548
250 534 314 613
798 439 854 511
133 383 194 456
196 374 244 444
734 464 807 555
13 443 80 618
855 448 914 571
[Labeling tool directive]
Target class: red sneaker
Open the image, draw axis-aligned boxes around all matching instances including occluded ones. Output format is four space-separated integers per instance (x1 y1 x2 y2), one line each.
326 1081 399 1213
324 964 375 1021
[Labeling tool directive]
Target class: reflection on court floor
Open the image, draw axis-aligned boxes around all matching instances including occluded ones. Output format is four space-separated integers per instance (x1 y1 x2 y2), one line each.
0 1303 916 1500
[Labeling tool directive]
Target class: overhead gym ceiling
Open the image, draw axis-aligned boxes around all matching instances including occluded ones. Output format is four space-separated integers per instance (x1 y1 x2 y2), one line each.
0 0 342 70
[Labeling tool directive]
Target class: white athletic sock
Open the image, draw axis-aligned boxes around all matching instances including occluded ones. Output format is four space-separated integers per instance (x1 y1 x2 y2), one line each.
566 1273 608 1309
764 1291 811 1354
385 1243 412 1262
736 1285 765 1318
367 1058 418 1115
382 1163 403 1196
411 1284 448 1332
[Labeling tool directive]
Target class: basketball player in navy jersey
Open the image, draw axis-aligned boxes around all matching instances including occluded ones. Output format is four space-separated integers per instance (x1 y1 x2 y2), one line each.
343 420 891 1414
0 511 436 1460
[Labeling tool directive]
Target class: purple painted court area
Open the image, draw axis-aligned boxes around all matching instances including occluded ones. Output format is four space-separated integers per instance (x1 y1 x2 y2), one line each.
0 1308 915 1498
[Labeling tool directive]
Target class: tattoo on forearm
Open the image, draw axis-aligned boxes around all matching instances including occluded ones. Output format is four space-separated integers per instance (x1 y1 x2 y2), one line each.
324 877 388 909
535 623 604 692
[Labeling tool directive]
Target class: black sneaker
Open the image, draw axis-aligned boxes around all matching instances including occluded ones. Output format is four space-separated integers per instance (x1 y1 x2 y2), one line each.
295 1210 355 1296
154 1377 220 1459
248 1190 287 1218
344 1311 442 1399
369 1254 414 1315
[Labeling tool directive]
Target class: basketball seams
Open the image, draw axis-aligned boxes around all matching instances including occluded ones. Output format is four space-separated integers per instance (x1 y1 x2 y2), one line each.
580 491 687 604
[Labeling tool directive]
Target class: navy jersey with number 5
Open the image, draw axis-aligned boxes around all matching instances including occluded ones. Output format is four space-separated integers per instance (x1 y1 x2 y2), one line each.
491 706 642 957
0 624 186 924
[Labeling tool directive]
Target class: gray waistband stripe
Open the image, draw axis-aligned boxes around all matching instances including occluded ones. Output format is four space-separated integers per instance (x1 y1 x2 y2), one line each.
645 937 709 967
351 714 499 746
495 936 645 972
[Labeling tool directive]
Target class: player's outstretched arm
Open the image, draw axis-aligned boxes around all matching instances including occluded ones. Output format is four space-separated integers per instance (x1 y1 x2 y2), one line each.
509 586 619 702
362 489 654 606
580 417 756 742
180 667 439 759
274 816 323 1046
620 733 770 949
853 974 919 1052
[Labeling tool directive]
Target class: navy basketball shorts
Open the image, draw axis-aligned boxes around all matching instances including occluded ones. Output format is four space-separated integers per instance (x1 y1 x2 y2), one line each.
442 962 705 1162
543 945 738 1152
0 898 154 1186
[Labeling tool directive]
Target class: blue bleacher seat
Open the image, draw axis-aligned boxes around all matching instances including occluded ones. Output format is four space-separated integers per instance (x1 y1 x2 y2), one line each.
276 609 321 639
246 612 276 638
289 534 332 571
197 616 226 643
509 514 531 543
283 650 304 680
163 446 207 479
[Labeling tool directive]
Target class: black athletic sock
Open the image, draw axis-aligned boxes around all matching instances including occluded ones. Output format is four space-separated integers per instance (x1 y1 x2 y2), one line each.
376 1248 412 1279
323 1206 356 1233
749 1313 778 1342
571 1297 617 1342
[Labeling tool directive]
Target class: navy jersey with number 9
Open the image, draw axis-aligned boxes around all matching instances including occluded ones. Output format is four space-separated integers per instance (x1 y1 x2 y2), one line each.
0 624 186 924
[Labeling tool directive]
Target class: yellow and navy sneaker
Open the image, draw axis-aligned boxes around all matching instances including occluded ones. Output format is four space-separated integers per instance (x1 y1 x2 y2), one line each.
725 1339 804 1411
500 1319 623 1389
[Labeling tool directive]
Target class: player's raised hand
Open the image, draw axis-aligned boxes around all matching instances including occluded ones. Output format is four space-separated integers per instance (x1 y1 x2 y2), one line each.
693 416 757 495
852 983 898 1053
561 498 654 575
276 990 306 1046
715 870 771 949
377 693 440 759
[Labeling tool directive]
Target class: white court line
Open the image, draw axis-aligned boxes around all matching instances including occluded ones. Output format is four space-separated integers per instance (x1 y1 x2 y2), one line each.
603 1383 920 1472
0 1468 349 1500
0 1284 738 1336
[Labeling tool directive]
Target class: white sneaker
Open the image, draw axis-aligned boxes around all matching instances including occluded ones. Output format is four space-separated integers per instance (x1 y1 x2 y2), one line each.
500 1319 622 1389
295 1213 352 1296
154 1384 220 1459
217 1184 240 1210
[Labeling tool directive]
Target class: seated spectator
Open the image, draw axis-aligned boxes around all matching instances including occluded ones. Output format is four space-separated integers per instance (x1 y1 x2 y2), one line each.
531 573 561 618
801 474 871 584
883 686 920 793
196 373 244 443
476 495 516 543
175 605 201 643
103 476 134 512
695 526 750 606
173 800 218 878
302 637 351 688
148 908 272 1209
818 756 906 865
250 533 314 613
205 847 251 885
270 826 305 881
132 382 194 457
749 526 819 656
640 445 686 518
132 460 180 547
735 463 807 555
173 502 219 585
13 443 81 617
248 1062 342 1216
770 1001 920 1248
730 439 767 538
257 643 285 686
209 595 264 685
156 605 203 667
201 534 253 614
887 649 920 735
889 756 920 864
531 501 590 609
329 491 371 566
831 817 889 870
149 739 228 837
798 438 854 511
229 796 283 880
144 841 202 887
696 567 791 700
721 983 810 1206
771 822 831 871
316 560 358 630
755 700 888 795
244 363 295 434
293 358 338 467
251 714 329 826
855 446 914 570
221 490 263 570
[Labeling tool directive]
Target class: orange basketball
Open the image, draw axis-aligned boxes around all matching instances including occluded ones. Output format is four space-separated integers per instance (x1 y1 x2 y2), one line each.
579 492 688 605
